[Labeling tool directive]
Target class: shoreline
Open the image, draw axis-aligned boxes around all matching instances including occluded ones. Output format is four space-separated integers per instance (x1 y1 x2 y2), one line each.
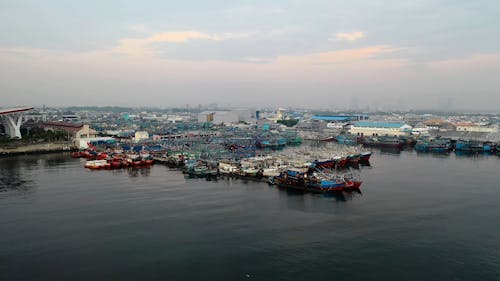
0 142 76 157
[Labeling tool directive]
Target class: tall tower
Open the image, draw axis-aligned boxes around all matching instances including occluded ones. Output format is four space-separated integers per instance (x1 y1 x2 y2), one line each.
276 108 285 120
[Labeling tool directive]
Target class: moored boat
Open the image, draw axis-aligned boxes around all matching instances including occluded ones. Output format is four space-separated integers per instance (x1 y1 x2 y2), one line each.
359 151 372 162
361 136 403 148
274 169 362 193
84 160 109 170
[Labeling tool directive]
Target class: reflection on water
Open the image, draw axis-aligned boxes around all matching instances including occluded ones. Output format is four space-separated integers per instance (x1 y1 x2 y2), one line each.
454 150 493 158
414 150 498 159
379 147 402 155
127 167 152 177
0 157 36 194
1 151 500 281
0 176 33 192
275 185 362 202
415 151 451 159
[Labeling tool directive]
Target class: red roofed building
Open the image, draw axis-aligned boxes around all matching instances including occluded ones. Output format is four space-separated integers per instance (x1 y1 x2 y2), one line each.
41 122 97 140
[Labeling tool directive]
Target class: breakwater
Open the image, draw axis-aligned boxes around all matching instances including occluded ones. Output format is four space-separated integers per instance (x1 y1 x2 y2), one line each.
0 142 75 156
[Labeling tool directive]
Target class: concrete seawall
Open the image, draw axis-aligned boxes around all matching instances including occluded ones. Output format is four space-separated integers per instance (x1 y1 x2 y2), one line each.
0 142 76 156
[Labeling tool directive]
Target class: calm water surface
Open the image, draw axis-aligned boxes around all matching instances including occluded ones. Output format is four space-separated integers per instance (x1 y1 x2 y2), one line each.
1 151 499 280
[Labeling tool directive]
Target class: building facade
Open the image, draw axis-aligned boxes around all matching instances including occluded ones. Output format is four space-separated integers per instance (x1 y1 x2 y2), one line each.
42 122 97 139
349 121 412 137
455 123 498 133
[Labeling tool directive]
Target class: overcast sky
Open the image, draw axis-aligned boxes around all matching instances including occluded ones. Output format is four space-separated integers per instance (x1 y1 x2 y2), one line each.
1 0 499 111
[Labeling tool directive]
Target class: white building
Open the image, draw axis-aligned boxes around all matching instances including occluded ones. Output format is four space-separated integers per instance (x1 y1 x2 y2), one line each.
134 131 149 143
349 121 412 137
455 123 498 133
198 110 255 125
276 108 286 120
327 122 348 129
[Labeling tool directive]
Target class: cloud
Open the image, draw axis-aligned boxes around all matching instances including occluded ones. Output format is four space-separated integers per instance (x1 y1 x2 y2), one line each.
427 53 500 73
335 31 365 41
111 30 249 57
276 45 400 65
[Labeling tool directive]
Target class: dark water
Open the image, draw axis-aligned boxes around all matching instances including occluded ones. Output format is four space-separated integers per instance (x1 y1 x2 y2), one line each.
1 151 499 281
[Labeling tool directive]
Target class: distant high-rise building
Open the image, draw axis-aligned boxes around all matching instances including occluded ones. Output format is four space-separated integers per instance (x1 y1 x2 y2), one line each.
350 97 360 111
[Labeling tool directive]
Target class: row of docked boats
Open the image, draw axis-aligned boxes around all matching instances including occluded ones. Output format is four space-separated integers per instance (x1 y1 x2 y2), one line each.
71 136 372 193
73 149 154 170
83 157 154 170
176 150 372 188
415 137 499 153
323 133 500 154
318 134 410 148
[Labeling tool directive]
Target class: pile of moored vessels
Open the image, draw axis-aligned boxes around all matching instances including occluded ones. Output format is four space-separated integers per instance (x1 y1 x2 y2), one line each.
72 149 155 170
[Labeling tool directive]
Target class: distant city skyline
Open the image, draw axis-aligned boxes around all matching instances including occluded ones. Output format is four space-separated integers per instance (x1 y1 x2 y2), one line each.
1 1 499 111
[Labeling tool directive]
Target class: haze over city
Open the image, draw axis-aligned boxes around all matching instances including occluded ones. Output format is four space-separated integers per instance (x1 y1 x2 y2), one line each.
1 1 499 111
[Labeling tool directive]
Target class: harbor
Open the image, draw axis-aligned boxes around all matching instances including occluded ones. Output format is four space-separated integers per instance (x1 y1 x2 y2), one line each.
3 106 498 195
2 147 499 280
3 1 500 279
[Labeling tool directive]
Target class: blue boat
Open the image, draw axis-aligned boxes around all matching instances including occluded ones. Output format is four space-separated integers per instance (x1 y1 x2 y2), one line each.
336 134 358 145
483 142 494 152
455 139 471 151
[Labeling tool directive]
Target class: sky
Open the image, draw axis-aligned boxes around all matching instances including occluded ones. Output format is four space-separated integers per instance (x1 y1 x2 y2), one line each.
0 0 499 111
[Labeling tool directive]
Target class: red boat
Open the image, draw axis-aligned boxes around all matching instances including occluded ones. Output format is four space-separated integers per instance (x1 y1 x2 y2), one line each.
71 151 82 158
96 153 108 160
131 160 145 167
110 161 122 169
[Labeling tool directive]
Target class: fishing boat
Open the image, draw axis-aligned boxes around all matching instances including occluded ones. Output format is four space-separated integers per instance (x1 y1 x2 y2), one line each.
455 139 471 151
109 160 123 169
358 152 372 162
415 137 452 153
273 169 361 193
335 134 358 145
218 161 240 175
84 160 109 170
361 136 403 148
184 160 218 178
319 136 336 142
483 142 494 152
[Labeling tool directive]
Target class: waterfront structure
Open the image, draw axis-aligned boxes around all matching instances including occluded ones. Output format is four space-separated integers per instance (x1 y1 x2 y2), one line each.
455 122 497 133
76 137 116 149
134 131 149 143
349 121 412 137
0 107 34 138
152 131 219 141
42 122 97 139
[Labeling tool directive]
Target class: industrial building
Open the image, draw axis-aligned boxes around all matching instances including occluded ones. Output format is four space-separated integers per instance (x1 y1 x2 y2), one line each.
312 115 369 122
198 110 255 125
455 123 498 133
349 121 412 137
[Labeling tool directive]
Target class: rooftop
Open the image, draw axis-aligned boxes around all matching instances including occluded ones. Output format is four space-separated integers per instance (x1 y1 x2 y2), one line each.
312 115 355 121
353 121 406 128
